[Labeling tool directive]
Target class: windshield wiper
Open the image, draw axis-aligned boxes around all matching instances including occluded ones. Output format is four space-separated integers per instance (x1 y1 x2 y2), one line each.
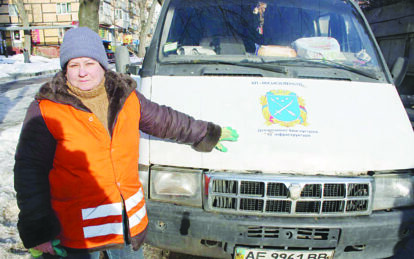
266 58 379 80
162 60 287 74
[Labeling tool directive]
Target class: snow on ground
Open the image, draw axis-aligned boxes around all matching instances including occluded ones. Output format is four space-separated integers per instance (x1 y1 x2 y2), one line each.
0 82 41 258
0 54 59 258
0 54 60 79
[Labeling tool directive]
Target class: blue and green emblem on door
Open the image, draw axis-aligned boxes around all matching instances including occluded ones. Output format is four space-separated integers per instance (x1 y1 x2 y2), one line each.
261 90 308 127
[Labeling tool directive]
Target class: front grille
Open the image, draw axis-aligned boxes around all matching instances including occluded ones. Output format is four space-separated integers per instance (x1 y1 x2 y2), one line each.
243 226 340 243
267 183 288 197
206 174 372 216
241 181 264 196
301 184 322 197
247 226 280 238
238 226 340 248
246 227 335 240
266 200 291 213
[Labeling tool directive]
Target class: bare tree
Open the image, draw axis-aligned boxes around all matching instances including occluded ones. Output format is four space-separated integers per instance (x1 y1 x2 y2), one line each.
12 0 31 54
79 0 100 32
137 0 159 57
77 0 160 57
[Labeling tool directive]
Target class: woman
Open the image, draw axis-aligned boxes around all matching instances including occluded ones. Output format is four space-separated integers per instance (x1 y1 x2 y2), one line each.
14 27 237 258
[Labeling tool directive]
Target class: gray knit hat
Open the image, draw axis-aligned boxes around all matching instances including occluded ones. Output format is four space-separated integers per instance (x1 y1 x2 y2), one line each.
60 27 109 69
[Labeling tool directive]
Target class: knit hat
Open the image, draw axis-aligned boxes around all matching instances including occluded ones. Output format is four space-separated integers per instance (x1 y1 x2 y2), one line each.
60 27 109 69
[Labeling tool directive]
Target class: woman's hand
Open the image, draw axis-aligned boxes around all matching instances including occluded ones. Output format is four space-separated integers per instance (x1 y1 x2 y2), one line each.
215 127 239 152
32 241 56 255
30 240 67 257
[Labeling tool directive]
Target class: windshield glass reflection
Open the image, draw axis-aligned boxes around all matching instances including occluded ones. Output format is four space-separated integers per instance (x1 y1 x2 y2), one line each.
160 0 382 73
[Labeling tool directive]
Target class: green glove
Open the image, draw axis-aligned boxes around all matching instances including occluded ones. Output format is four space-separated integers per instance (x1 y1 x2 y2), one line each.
51 239 67 257
29 240 67 258
29 248 42 258
215 127 239 152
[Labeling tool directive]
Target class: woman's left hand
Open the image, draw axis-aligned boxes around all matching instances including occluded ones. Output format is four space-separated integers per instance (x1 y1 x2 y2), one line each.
29 240 68 257
215 127 239 152
30 241 55 256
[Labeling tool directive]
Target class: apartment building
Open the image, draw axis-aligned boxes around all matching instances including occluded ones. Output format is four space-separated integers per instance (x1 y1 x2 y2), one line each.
0 0 139 57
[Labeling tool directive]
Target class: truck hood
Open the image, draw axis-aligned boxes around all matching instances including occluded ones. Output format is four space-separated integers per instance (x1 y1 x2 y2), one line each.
140 76 414 175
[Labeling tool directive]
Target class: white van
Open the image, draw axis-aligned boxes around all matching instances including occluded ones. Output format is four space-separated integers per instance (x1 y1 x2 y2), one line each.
135 0 414 258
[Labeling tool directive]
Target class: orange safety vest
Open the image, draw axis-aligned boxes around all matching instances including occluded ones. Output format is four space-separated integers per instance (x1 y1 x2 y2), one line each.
38 92 148 249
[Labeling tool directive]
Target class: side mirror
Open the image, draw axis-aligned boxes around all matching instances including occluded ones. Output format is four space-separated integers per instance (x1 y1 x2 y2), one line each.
391 57 408 87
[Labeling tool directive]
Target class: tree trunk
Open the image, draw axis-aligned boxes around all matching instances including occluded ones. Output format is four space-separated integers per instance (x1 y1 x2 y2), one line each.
79 0 100 33
13 0 31 55
138 0 158 57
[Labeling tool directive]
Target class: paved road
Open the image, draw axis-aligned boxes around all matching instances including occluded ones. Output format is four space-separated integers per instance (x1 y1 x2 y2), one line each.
0 76 51 94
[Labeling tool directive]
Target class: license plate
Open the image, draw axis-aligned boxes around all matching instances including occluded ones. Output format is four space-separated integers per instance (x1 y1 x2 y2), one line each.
234 247 335 259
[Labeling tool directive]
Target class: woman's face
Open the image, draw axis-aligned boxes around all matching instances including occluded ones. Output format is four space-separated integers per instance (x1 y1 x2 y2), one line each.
66 57 105 91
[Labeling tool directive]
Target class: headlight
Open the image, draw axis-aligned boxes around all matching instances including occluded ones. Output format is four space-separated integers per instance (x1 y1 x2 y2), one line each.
149 166 203 207
138 164 149 198
373 172 414 210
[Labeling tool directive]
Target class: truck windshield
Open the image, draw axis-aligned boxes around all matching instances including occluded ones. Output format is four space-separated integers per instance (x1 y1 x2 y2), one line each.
159 0 383 78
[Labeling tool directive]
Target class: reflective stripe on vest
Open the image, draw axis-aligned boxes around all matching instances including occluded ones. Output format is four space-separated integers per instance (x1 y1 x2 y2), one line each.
81 188 146 239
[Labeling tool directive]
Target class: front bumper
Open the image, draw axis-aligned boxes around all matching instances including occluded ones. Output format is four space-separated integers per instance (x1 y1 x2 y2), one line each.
145 200 414 259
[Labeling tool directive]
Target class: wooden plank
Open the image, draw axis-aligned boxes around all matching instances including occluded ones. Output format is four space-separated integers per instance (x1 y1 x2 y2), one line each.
369 16 414 36
365 1 414 23
376 37 414 73
377 38 406 67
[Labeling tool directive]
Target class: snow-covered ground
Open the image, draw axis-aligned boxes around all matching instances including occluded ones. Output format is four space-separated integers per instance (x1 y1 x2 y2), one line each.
0 54 143 258
0 80 40 259
0 54 60 79
0 54 59 259
0 54 142 81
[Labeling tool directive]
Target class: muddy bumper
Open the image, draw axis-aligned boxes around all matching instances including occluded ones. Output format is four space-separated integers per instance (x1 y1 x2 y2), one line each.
144 200 414 259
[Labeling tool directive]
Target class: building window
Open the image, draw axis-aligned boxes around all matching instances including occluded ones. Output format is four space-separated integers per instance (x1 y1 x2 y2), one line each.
57 3 71 15
115 9 122 20
123 11 129 22
100 2 112 17
9 4 18 16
